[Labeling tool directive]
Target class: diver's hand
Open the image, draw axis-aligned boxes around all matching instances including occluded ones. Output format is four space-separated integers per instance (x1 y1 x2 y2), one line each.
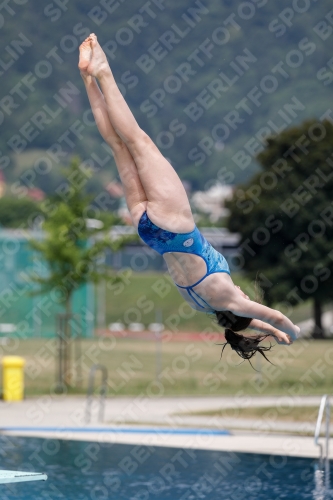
270 329 293 345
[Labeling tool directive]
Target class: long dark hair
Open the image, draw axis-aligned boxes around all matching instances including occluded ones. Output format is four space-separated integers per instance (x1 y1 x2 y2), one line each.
215 310 252 331
214 310 273 367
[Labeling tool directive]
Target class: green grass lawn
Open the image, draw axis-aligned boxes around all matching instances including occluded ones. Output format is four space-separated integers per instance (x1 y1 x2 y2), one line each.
2 336 332 398
1 272 331 398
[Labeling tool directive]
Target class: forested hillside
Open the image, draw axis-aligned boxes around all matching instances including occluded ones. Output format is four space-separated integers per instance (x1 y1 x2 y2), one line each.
1 0 332 194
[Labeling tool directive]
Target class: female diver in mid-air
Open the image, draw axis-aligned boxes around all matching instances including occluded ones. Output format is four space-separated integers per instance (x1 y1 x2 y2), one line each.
78 34 299 363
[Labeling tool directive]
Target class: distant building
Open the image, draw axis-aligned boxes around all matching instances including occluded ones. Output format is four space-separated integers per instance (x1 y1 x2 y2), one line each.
191 183 233 222
26 187 45 201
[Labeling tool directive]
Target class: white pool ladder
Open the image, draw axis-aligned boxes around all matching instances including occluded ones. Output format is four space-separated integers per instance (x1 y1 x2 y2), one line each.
85 364 108 424
314 395 330 496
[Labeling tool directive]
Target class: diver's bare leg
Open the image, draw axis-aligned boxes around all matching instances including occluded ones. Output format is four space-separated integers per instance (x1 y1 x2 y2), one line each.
79 38 147 225
81 33 194 232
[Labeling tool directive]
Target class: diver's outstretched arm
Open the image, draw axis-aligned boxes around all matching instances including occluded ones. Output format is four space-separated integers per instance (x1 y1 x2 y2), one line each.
227 297 300 342
248 319 295 345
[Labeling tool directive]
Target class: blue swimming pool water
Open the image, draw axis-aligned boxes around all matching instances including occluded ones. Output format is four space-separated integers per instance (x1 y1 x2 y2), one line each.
0 435 328 499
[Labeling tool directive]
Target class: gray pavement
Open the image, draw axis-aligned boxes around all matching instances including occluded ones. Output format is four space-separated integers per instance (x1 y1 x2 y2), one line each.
0 395 330 459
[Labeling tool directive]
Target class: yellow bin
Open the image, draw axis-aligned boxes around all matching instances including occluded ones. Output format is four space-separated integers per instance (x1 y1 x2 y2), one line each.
2 356 25 401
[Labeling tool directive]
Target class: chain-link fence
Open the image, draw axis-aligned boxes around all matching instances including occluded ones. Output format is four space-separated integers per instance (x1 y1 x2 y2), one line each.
0 229 94 338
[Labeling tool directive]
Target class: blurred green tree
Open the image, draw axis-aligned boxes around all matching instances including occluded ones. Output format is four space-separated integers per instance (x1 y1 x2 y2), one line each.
0 196 42 228
30 157 127 387
226 118 333 338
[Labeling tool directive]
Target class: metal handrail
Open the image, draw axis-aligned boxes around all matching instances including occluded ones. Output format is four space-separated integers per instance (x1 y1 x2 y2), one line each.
314 395 330 491
85 364 108 424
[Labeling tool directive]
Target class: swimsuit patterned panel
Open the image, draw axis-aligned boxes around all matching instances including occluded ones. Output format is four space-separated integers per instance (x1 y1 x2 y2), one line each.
138 211 230 312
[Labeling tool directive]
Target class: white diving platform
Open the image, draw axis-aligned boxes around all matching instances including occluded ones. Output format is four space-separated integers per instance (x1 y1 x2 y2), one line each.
0 470 47 484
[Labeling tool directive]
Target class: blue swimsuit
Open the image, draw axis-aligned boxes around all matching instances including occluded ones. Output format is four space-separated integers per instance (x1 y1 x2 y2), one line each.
138 211 230 312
